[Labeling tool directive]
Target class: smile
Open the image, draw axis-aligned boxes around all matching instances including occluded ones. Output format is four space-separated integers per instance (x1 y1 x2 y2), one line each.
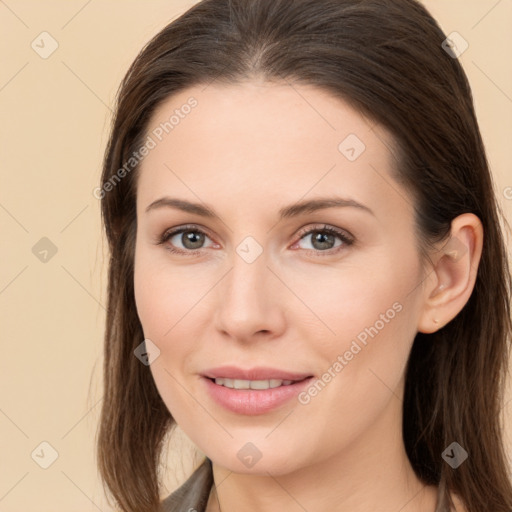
213 378 295 389
201 368 314 415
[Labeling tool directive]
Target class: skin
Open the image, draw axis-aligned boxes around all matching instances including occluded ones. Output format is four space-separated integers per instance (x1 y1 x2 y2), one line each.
133 80 482 511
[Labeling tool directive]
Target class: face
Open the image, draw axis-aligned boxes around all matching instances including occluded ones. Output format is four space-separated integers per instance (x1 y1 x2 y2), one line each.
134 81 427 475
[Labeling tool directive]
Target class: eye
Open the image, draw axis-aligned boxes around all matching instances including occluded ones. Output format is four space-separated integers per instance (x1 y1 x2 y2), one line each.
291 224 354 255
156 223 354 257
157 224 218 255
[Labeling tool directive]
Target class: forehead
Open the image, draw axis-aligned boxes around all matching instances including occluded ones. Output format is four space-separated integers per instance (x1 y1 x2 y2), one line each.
136 81 411 225
143 81 380 158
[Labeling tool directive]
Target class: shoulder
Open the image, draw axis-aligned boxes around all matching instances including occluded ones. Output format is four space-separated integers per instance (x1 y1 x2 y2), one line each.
159 457 213 512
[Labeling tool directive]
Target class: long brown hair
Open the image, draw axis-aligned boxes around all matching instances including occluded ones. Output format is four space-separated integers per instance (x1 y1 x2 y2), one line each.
97 1 512 511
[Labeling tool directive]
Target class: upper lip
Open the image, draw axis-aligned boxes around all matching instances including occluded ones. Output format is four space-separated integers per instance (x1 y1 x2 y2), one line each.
202 366 313 381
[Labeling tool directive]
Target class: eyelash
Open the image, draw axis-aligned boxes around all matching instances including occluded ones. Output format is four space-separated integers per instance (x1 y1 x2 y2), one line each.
156 223 354 258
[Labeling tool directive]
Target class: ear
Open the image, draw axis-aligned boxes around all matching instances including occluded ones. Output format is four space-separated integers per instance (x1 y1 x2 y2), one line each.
417 213 484 334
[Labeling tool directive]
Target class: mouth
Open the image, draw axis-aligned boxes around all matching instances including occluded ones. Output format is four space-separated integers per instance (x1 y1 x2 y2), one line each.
210 377 301 389
201 366 315 415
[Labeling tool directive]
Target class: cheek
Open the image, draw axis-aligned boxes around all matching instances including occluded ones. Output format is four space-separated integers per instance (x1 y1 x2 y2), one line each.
282 254 418 348
293 253 421 395
133 250 194 417
288 269 418 460
133 247 216 398
134 247 207 340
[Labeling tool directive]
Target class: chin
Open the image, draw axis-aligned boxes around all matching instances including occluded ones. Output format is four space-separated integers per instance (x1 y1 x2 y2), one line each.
205 443 312 477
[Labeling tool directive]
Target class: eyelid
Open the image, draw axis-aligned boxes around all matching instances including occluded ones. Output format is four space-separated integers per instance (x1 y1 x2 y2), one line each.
157 224 217 249
290 223 354 255
158 223 214 241
294 224 354 245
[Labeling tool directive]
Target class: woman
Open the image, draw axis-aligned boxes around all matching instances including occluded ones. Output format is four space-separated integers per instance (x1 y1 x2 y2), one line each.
96 1 512 511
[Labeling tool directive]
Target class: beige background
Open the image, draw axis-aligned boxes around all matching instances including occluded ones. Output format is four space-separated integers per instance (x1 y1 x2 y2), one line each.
1 1 511 510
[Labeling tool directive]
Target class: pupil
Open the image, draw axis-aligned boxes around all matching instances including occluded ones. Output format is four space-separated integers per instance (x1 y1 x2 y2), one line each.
183 231 204 249
313 231 334 250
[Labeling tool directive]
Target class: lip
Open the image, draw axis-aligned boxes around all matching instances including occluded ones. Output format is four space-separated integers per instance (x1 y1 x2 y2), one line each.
201 366 312 381
201 366 314 415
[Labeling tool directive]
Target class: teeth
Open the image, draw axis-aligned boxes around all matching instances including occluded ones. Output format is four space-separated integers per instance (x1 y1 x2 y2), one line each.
214 378 295 389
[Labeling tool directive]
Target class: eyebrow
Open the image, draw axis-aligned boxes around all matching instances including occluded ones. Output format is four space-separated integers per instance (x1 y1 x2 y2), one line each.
145 196 374 218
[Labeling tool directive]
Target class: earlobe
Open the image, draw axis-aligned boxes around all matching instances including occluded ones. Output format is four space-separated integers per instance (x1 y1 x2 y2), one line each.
417 213 483 334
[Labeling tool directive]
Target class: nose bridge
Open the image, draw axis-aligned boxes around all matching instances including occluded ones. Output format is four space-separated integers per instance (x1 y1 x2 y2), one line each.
214 238 285 338
224 244 271 312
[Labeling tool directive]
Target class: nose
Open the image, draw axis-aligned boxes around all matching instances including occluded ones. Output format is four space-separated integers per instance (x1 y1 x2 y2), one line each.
213 246 287 343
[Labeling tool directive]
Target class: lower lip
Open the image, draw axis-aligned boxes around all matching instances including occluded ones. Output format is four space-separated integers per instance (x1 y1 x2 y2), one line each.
202 376 314 415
